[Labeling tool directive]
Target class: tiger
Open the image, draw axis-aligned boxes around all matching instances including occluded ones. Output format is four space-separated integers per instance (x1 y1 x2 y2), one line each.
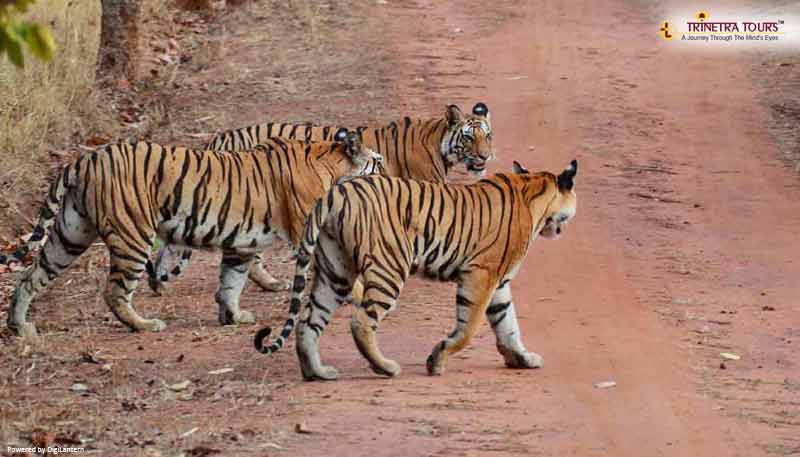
148 103 494 296
254 159 578 380
3 131 383 334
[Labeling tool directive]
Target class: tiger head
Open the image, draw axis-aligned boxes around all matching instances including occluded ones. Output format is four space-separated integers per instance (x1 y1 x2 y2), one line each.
442 102 493 176
513 159 578 239
335 128 385 179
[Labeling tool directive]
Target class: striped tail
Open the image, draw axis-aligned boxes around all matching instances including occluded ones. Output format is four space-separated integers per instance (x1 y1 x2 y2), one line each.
254 188 337 354
0 165 72 265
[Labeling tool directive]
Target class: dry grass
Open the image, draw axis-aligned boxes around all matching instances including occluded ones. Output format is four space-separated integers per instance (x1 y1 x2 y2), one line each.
0 0 117 220
0 0 112 214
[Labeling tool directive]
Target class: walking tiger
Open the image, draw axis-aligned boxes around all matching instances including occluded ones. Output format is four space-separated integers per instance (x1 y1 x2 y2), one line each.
3 131 382 333
255 160 578 380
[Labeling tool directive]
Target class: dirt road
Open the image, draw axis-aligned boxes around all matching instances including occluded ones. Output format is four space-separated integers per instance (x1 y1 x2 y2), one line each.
272 1 799 455
2 0 798 456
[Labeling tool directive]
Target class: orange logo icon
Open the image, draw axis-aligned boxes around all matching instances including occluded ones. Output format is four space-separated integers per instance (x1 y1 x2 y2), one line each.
660 21 673 40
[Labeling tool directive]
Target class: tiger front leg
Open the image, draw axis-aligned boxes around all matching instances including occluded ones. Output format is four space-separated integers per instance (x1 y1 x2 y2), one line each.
487 281 543 369
216 250 257 325
426 273 495 376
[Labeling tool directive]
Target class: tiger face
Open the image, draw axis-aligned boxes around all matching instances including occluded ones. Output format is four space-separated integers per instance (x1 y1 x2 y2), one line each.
513 159 578 239
335 128 385 179
442 103 493 176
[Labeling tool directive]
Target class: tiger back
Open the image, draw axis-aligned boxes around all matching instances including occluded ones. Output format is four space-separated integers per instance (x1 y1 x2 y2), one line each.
206 103 493 180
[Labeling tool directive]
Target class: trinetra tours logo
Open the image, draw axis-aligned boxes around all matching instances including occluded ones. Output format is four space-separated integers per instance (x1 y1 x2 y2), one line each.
660 10 787 44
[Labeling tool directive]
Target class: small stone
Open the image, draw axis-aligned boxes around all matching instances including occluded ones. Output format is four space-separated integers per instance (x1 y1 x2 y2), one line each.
165 380 191 391
70 383 89 392
719 362 727 370
295 422 314 434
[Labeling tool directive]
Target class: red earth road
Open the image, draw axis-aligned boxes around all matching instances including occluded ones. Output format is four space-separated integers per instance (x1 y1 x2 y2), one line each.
274 0 799 456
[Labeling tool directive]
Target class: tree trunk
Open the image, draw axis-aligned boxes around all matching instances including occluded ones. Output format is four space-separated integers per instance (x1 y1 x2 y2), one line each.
96 0 140 84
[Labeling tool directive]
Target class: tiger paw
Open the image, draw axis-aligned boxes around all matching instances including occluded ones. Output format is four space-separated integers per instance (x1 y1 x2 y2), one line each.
8 321 39 339
265 279 292 292
302 365 339 382
142 319 167 332
504 350 543 369
249 270 291 292
219 309 256 326
236 310 256 324
369 359 401 378
426 353 445 376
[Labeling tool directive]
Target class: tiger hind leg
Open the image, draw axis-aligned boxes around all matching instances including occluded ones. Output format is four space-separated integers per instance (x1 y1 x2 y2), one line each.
486 281 542 369
350 268 407 378
216 250 257 325
426 272 495 376
296 232 353 381
247 252 291 292
7 196 97 334
104 232 165 332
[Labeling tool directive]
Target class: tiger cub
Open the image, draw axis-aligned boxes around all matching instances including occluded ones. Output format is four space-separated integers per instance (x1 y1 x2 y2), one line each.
4 132 382 334
255 160 578 380
149 103 493 295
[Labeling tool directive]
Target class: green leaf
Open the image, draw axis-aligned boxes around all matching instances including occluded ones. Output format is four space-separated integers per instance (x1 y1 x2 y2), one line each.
26 23 54 59
5 18 23 42
5 34 23 67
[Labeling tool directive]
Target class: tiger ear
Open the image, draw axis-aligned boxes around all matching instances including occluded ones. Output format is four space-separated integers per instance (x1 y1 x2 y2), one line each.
557 159 578 191
333 127 349 143
512 161 529 174
445 104 463 128
472 102 489 117
342 131 362 158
